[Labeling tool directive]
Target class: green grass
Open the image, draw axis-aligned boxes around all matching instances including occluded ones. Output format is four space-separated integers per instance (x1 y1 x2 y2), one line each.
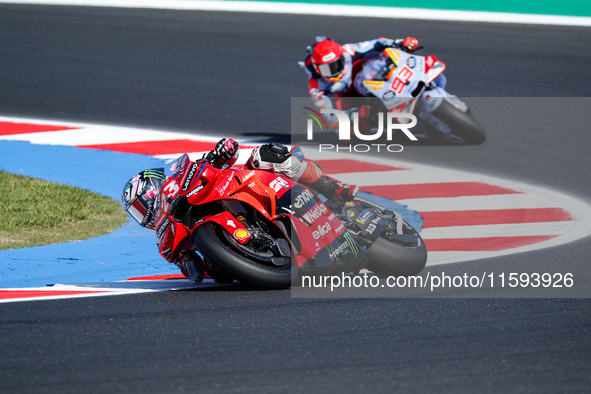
0 170 128 250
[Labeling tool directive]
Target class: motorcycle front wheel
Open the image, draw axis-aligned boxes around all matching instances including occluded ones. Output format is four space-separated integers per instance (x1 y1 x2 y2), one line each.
432 100 487 145
193 222 292 289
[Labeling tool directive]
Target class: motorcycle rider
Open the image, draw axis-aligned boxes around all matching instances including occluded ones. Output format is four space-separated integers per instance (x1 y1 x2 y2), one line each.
301 35 421 116
121 138 359 283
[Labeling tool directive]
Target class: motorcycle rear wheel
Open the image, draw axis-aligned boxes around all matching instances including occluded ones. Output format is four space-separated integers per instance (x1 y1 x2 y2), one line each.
352 197 427 276
367 224 428 277
193 222 292 289
432 100 487 145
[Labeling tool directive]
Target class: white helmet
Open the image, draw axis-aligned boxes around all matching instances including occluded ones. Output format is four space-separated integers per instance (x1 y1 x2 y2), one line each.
121 168 165 229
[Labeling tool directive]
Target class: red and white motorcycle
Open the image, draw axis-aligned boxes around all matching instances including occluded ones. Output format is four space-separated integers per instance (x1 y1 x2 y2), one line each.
353 46 486 144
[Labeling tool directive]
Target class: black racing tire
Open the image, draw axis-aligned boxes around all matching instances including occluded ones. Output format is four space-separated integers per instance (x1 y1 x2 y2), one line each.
432 100 487 145
193 222 292 290
367 236 427 277
350 196 428 276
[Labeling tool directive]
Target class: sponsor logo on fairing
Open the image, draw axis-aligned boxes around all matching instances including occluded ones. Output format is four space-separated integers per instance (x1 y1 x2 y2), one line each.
312 222 332 239
366 217 381 235
233 229 249 241
241 170 255 182
294 189 315 209
156 218 170 239
186 183 204 198
182 163 199 191
329 242 350 260
356 210 373 225
302 202 328 224
383 90 395 100
343 232 359 257
269 177 289 192
219 177 233 196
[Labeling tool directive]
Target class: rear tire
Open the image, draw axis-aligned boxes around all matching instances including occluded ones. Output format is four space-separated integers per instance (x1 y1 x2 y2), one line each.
351 197 428 277
193 222 292 289
367 235 427 277
432 100 486 144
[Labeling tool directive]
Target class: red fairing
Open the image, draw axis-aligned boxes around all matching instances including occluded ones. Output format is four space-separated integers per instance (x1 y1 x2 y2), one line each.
154 158 294 263
153 154 357 278
292 199 346 269
424 55 446 74
203 211 251 245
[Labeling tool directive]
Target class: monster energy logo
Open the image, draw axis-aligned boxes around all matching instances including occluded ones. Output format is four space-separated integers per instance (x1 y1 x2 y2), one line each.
144 169 165 181
343 231 359 257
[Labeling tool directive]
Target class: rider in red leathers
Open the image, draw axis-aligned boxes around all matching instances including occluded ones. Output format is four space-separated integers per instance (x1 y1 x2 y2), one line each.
121 138 359 284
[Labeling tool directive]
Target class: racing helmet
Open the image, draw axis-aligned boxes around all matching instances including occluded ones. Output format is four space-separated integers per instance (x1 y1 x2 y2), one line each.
121 168 165 229
312 39 345 82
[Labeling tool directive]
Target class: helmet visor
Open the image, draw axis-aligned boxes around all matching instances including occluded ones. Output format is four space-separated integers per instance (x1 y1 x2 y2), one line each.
127 196 151 227
318 57 344 78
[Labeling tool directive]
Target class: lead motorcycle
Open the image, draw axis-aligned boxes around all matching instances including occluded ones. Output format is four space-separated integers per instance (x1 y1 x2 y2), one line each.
353 46 486 144
154 150 427 289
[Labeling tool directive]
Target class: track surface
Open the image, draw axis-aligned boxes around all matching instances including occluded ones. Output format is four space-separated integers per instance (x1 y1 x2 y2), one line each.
1 4 591 393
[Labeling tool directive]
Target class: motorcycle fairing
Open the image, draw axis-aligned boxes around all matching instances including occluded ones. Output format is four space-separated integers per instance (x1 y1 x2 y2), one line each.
195 210 251 245
155 207 190 264
156 156 368 273
423 55 446 84
288 184 364 272
355 50 447 115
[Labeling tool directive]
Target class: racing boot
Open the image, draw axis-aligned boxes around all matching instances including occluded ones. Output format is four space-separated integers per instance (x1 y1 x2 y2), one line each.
299 159 359 202
176 250 206 283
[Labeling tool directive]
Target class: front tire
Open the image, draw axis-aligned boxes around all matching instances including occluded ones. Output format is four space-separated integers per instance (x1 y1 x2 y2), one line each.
432 100 486 144
193 222 292 289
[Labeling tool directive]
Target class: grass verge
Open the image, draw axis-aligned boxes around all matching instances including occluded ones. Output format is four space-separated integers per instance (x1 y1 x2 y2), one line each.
0 170 128 250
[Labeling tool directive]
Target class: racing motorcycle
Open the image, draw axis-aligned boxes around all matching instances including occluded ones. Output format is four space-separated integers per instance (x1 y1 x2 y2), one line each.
353 46 486 144
154 152 427 290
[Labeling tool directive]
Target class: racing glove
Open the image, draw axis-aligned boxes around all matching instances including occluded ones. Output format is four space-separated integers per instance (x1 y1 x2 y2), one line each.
209 138 240 169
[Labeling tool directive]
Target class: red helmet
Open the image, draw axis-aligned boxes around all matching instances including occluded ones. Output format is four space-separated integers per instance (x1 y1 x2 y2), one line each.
311 39 345 82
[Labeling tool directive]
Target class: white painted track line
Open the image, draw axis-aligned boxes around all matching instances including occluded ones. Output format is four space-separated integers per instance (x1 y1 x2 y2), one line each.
2 0 591 27
398 194 562 212
421 221 574 240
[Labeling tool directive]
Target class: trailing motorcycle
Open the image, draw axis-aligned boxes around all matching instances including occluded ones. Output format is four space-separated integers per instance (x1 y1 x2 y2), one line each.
353 46 486 144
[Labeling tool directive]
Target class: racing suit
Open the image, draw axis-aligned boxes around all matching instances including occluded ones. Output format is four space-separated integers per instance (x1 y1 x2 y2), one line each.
301 37 414 116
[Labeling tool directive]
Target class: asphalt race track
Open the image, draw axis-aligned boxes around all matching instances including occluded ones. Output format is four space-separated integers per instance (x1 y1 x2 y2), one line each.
1 4 591 393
